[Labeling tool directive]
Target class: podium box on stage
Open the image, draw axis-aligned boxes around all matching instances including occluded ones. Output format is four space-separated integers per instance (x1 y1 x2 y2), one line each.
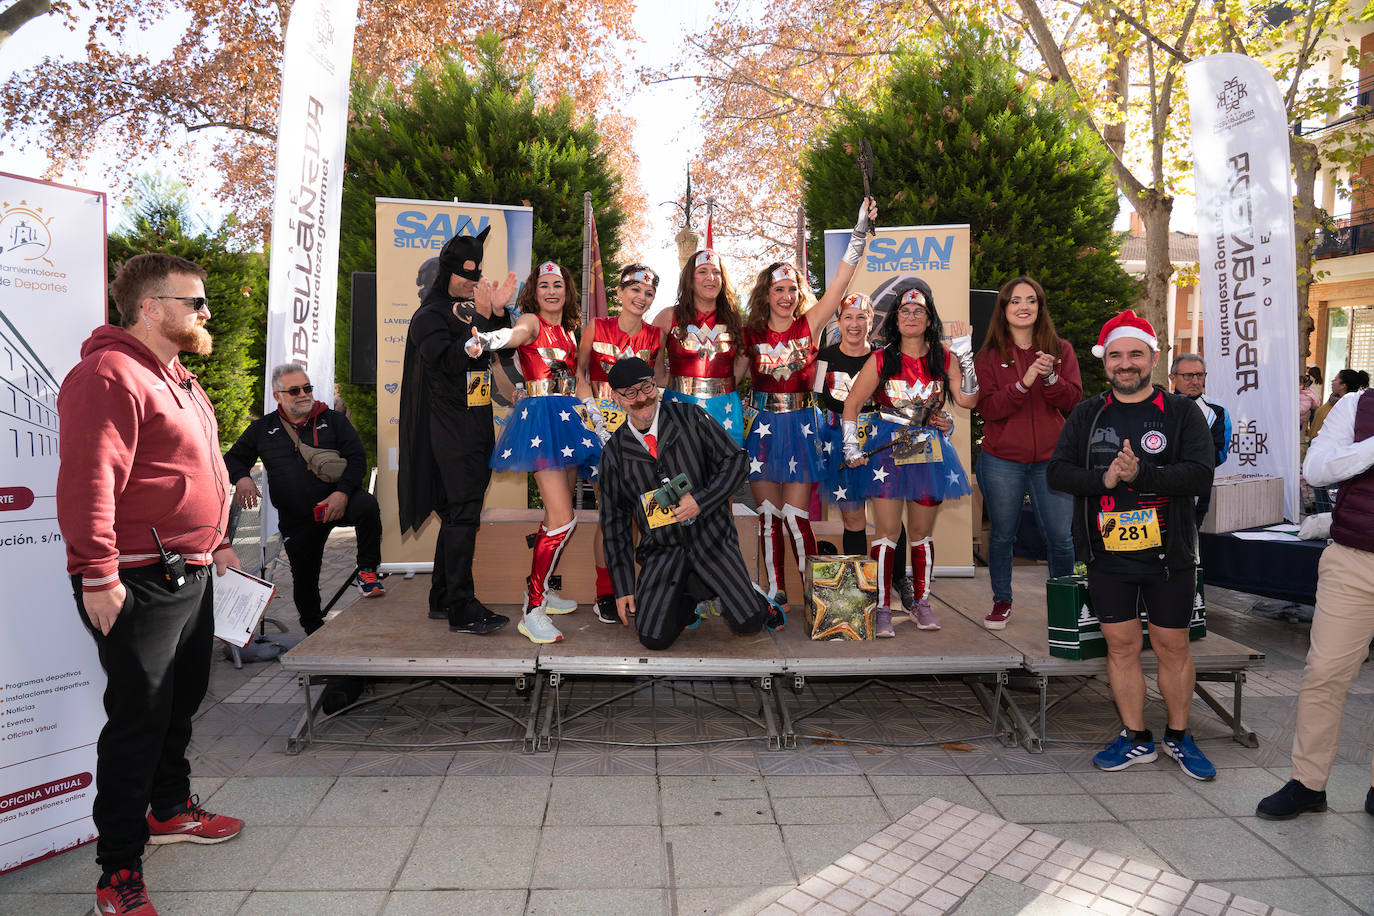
1200 475 1284 534
802 556 878 641
1046 572 1207 660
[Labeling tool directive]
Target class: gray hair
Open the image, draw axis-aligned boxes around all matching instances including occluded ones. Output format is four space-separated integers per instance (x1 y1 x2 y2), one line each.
271 362 309 388
1170 353 1205 374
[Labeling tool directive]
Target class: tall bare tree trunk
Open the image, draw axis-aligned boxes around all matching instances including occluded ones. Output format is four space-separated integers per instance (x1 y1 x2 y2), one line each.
0 0 51 50
1291 135 1319 367
1135 188 1176 383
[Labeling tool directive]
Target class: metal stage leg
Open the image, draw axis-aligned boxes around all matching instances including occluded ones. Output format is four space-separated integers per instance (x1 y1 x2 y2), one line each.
966 673 1015 747
998 673 1048 753
1195 671 1259 747
757 676 781 751
286 674 319 755
519 674 542 754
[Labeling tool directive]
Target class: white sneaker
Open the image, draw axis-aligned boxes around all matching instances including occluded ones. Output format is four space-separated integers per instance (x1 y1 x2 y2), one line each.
543 590 578 614
518 607 564 644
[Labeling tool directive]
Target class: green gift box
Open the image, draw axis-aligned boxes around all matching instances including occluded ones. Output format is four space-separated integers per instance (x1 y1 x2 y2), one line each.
803 556 878 640
1047 571 1207 660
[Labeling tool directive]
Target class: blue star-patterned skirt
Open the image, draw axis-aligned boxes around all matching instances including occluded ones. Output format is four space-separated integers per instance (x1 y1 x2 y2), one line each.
661 387 745 446
490 394 601 474
820 410 877 510
745 403 826 482
834 418 970 504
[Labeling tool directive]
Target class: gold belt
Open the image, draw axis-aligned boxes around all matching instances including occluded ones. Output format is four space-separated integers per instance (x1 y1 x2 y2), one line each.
670 375 735 397
525 378 576 397
750 391 813 412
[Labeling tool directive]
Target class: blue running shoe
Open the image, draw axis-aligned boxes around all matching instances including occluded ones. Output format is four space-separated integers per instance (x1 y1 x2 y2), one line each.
1093 729 1157 771
1163 733 1216 781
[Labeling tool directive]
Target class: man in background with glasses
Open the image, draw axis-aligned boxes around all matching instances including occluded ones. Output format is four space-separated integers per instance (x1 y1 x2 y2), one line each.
225 361 385 638
57 252 244 916
1170 353 1230 526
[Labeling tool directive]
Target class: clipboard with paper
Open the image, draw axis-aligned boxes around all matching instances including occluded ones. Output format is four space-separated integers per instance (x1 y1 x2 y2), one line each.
213 566 277 648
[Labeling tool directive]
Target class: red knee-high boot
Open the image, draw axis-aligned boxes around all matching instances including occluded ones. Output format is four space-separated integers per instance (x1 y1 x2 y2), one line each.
909 536 940 630
526 520 576 615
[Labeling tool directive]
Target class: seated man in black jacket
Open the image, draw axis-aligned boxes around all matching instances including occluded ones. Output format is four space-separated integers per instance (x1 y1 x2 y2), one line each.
225 362 384 634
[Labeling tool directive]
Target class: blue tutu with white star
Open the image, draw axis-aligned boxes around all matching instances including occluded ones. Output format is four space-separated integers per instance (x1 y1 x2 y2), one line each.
844 418 970 504
662 387 745 446
490 394 601 473
819 410 878 510
746 404 826 482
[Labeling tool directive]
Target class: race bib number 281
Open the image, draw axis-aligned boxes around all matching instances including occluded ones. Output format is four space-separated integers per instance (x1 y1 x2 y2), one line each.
1098 508 1162 551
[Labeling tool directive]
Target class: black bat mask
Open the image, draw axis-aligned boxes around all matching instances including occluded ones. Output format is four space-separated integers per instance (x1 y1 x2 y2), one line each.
439 225 491 281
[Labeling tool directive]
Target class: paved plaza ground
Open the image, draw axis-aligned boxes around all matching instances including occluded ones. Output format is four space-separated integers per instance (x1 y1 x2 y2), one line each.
2 530 1371 915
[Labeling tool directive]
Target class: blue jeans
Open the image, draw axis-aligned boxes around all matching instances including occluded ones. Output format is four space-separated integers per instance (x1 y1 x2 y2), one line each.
976 452 1075 603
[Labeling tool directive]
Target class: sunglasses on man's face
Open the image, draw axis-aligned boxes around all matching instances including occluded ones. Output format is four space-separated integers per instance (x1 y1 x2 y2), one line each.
277 385 314 396
155 295 210 313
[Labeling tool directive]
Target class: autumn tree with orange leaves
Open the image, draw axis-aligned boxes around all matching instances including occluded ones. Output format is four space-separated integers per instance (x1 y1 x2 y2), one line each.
1 0 646 246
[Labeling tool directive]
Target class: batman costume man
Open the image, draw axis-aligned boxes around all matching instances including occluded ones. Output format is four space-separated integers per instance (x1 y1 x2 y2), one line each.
398 227 517 634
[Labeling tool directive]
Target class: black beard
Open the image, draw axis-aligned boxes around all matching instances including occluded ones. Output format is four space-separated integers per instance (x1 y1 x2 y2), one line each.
1110 372 1150 396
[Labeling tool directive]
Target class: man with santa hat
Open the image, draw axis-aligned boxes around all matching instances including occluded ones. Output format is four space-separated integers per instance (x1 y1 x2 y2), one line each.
1048 310 1217 781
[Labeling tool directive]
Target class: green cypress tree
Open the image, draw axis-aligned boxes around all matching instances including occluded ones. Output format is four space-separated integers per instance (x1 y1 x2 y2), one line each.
108 176 267 449
337 34 628 460
802 29 1136 398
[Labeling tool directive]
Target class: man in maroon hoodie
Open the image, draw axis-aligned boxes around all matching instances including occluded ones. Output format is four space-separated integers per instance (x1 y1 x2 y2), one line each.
57 253 244 916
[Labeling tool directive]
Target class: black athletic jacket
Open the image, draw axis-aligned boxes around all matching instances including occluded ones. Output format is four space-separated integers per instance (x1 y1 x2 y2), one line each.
1046 386 1213 570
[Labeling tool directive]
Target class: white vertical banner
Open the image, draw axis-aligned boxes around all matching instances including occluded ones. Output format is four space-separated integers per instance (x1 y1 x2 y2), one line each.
1187 53 1301 521
0 173 107 873
261 0 358 566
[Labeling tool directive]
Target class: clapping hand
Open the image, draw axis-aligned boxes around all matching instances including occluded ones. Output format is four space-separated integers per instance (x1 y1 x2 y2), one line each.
1103 439 1140 488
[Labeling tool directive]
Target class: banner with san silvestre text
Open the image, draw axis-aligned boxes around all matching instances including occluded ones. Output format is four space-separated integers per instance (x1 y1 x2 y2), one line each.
823 223 973 573
1187 53 1300 521
375 199 534 568
0 173 107 874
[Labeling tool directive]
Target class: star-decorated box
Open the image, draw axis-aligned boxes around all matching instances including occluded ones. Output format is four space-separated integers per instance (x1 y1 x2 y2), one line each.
1047 572 1207 660
803 556 878 640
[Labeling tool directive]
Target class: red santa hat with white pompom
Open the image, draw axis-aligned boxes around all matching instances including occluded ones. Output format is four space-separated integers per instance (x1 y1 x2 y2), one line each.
1091 309 1158 358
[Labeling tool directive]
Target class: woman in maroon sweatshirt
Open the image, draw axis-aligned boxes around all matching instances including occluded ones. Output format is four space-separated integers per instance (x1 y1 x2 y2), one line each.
973 276 1082 629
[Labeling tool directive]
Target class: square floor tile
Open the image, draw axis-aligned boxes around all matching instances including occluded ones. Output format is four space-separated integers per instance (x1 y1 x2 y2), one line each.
306 776 441 826
395 825 539 890
545 775 658 825
533 826 664 888
203 776 335 825
381 889 527 915
1132 818 1302 881
666 823 798 890
526 887 666 914
258 826 417 890
424 775 550 826
661 775 772 825
236 890 387 915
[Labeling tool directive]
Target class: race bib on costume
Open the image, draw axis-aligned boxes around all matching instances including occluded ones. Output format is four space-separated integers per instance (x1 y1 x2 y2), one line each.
596 398 626 432
466 370 492 407
893 430 942 466
640 489 679 529
1097 508 1162 551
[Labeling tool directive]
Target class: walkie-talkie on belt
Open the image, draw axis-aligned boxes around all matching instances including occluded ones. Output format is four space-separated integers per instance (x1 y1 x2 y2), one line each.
150 527 188 591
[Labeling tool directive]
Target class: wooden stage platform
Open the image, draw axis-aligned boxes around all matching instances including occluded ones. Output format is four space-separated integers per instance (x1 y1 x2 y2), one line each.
279 566 1265 756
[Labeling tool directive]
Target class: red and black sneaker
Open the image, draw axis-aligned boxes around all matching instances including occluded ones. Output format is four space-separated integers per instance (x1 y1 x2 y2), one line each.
146 795 244 845
95 868 157 915
357 568 386 598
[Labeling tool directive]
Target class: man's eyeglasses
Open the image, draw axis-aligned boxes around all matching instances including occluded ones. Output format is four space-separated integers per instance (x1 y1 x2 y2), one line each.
1173 371 1206 381
616 381 656 398
276 385 314 396
155 296 210 313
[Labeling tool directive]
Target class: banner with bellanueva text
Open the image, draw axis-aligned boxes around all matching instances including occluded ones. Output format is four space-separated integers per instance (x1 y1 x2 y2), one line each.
0 173 107 874
259 0 358 569
823 223 973 574
1187 53 1300 521
375 199 534 569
